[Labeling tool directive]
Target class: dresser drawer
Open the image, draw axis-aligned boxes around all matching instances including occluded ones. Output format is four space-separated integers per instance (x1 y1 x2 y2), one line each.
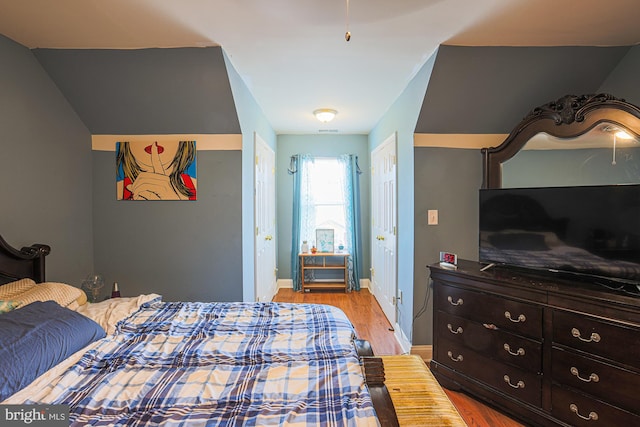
553 310 640 369
435 283 543 338
436 336 542 406
552 385 640 427
436 310 542 372
552 347 639 414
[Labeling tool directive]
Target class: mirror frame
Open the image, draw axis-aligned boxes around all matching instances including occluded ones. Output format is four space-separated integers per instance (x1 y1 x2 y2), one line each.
482 93 640 189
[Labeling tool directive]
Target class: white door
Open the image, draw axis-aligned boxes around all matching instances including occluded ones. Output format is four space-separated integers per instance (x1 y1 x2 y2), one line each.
254 133 277 302
370 133 397 325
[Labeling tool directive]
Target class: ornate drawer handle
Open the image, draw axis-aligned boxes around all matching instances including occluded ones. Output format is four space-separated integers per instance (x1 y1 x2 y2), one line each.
447 324 463 334
483 323 498 330
570 367 600 383
503 343 525 356
503 375 525 389
447 351 463 362
447 296 463 306
571 328 601 343
570 404 598 421
504 311 526 323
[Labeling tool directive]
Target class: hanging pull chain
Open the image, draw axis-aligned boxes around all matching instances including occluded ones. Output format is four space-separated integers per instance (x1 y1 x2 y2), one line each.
345 0 351 41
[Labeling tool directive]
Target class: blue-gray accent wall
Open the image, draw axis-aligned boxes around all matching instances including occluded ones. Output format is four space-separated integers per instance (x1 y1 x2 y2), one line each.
32 46 244 301
599 45 640 105
413 147 483 345
32 47 241 134
0 34 93 284
416 45 632 134
92 149 242 301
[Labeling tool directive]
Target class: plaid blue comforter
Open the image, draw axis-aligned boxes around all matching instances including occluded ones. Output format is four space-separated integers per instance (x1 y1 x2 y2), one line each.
26 302 380 426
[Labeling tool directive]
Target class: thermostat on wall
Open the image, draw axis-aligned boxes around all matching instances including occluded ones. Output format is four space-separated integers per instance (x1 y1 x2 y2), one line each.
439 251 458 269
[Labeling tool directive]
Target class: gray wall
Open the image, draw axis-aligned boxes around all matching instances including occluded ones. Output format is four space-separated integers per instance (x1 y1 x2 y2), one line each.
276 134 371 281
413 147 482 345
599 45 640 106
416 46 632 134
0 35 94 285
92 149 242 302
33 46 244 301
33 47 240 134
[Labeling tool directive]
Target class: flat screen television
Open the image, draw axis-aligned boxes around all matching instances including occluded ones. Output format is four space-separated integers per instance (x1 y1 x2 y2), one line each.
479 184 640 291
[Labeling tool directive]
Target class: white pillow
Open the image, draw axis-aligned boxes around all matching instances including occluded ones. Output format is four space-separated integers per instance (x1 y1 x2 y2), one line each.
75 294 161 334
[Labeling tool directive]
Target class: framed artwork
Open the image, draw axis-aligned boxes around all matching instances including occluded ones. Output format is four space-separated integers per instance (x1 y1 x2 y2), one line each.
116 140 197 201
316 229 335 253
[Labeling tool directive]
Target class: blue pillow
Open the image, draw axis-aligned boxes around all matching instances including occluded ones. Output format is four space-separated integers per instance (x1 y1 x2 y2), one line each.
0 300 106 400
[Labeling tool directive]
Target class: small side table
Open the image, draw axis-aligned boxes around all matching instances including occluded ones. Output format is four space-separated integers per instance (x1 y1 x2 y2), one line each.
299 252 349 292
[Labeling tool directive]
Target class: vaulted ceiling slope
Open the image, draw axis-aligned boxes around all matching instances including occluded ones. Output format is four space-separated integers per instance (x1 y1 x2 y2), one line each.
415 45 640 134
32 43 640 138
3 1 640 134
33 46 241 135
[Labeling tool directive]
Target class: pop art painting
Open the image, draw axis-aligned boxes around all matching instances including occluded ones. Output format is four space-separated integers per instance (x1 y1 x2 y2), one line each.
116 140 197 200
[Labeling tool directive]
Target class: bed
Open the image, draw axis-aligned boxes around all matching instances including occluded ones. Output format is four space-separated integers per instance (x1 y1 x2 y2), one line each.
0 235 398 426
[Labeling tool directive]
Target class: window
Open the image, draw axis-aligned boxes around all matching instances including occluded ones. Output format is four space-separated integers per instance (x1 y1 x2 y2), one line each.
305 158 347 248
290 153 362 291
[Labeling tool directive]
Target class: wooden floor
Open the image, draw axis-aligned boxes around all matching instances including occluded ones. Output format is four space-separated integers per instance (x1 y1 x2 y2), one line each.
273 287 525 427
272 287 403 355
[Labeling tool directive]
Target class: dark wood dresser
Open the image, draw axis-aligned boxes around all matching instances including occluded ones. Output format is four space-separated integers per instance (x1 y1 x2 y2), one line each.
429 260 640 427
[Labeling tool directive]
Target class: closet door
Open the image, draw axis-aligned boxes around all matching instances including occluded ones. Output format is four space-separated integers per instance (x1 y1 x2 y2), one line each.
254 133 277 302
371 133 397 326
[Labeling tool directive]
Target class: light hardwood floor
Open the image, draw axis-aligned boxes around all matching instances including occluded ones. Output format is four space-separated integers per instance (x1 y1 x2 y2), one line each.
272 287 403 355
272 287 525 427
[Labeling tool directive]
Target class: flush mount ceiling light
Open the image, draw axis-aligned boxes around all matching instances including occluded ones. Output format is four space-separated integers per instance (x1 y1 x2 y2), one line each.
313 109 338 123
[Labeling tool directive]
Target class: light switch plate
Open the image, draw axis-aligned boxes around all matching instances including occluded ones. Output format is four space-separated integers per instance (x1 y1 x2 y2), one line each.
428 209 438 225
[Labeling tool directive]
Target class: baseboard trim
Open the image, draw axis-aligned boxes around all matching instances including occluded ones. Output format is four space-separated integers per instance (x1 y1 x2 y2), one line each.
392 325 410 354
277 279 293 289
410 345 433 363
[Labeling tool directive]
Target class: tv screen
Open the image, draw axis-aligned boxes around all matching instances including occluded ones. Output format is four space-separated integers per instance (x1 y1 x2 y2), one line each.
479 184 640 288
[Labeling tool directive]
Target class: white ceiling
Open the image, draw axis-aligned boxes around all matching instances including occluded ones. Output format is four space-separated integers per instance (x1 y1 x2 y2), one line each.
1 0 639 134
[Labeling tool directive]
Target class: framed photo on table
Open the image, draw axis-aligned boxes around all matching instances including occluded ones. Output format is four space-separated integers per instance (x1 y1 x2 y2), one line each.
316 229 335 253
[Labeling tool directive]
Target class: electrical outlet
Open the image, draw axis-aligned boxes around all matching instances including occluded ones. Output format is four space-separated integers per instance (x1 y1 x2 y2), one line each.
428 209 438 225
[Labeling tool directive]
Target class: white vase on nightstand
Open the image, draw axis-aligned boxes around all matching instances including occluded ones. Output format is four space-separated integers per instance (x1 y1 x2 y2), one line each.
301 241 309 253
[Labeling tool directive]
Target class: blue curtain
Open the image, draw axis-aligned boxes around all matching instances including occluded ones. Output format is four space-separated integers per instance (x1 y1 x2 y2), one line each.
339 154 362 290
289 155 315 291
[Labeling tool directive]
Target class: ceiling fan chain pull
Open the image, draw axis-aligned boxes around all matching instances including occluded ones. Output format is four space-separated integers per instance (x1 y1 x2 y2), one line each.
345 0 351 41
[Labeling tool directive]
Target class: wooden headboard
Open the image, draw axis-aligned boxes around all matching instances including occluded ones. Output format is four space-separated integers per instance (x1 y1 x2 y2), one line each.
0 235 50 284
